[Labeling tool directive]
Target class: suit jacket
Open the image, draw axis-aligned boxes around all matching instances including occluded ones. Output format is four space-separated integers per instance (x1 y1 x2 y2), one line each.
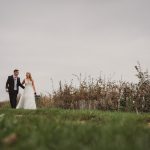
6 75 25 93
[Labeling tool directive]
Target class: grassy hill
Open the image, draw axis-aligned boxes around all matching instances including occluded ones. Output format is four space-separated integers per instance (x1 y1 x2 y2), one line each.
0 109 150 150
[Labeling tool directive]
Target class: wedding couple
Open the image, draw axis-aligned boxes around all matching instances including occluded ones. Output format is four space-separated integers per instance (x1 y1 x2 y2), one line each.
6 69 37 109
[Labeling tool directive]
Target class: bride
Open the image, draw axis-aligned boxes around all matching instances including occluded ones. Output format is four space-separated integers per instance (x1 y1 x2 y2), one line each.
17 72 37 109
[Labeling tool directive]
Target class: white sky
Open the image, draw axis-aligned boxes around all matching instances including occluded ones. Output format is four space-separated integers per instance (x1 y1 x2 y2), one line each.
0 0 150 101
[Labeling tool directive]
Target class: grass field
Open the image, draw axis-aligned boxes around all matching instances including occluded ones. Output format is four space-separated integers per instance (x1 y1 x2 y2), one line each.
0 109 150 150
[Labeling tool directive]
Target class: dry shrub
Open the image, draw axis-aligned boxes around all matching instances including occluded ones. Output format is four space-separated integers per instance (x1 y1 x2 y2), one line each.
48 63 150 112
36 94 54 108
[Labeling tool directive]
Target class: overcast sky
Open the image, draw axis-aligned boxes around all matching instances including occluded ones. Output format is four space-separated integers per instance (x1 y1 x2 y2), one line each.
0 0 150 101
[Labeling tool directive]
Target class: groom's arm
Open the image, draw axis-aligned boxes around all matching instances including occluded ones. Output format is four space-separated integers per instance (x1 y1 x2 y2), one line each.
18 78 25 89
6 76 10 91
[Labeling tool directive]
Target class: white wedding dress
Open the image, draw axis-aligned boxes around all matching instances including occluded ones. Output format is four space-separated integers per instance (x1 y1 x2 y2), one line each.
17 79 36 109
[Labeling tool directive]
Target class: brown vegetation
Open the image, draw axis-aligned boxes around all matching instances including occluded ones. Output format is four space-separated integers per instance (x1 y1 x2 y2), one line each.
50 62 150 112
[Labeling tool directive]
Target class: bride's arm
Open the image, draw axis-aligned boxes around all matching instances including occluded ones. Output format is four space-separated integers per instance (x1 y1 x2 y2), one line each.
32 80 36 94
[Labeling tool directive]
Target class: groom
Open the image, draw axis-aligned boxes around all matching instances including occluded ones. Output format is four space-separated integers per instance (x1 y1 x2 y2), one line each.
6 69 25 108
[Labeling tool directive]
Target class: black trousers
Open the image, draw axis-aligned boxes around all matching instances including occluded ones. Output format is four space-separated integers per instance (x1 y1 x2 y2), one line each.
9 91 18 108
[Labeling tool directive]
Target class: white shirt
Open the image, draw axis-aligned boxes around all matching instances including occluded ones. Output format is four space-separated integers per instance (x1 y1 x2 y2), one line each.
13 75 18 91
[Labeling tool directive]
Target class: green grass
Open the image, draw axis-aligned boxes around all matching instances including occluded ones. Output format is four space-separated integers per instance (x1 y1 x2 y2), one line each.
0 109 150 150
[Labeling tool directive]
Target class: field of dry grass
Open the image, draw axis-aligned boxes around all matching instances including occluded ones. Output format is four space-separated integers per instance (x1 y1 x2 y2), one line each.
44 63 150 112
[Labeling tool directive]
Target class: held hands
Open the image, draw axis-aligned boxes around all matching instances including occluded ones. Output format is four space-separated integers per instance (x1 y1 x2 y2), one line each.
34 92 37 96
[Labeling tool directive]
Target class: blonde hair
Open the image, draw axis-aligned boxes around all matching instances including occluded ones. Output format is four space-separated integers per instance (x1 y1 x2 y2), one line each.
26 72 33 81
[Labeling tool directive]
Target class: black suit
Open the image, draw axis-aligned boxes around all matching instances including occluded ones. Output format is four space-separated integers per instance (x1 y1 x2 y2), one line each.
6 75 25 108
